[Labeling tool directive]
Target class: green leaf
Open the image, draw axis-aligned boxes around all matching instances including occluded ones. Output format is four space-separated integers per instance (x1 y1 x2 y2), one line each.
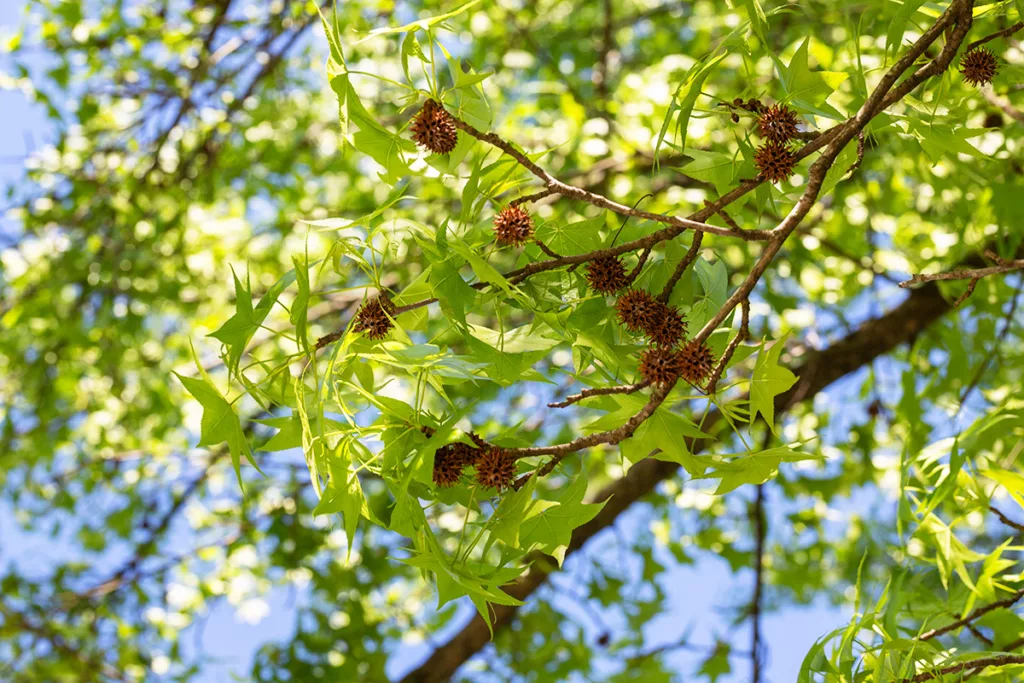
209 267 297 373
709 446 824 494
291 254 311 353
911 122 985 163
750 337 797 432
678 149 739 195
488 476 538 549
428 257 477 325
313 444 367 561
174 343 258 489
518 473 607 562
774 39 848 119
687 258 729 331
534 216 604 256
656 50 727 163
358 0 482 41
698 642 732 682
352 126 414 185
590 395 711 473
741 0 769 42
886 0 928 59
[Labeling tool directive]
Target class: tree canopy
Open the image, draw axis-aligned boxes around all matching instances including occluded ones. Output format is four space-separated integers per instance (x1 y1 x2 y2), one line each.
2 0 1024 681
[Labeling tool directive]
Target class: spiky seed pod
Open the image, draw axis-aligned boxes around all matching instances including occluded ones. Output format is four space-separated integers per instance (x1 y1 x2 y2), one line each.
410 99 458 154
678 340 715 385
353 294 396 340
432 442 477 488
754 142 798 184
467 432 489 449
492 205 534 247
757 104 800 144
960 48 999 87
644 303 687 348
432 445 463 487
615 289 660 334
450 442 477 467
585 256 630 294
639 347 683 386
475 447 516 492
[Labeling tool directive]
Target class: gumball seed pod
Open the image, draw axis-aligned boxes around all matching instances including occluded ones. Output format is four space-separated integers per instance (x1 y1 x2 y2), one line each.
410 99 458 154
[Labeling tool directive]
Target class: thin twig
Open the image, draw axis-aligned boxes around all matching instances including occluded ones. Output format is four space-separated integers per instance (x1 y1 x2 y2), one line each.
658 231 703 303
959 277 1022 405
535 240 562 260
511 188 558 206
990 505 1024 533
904 654 1024 682
449 117 773 242
898 259 1024 288
918 588 1024 641
705 299 751 394
751 478 767 683
966 21 1023 51
547 381 651 409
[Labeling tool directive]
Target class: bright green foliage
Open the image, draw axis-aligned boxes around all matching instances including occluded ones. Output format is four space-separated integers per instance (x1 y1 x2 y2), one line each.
2 0 1024 682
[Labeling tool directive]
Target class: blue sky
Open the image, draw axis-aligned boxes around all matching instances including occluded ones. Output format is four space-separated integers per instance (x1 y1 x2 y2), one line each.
0 2 856 681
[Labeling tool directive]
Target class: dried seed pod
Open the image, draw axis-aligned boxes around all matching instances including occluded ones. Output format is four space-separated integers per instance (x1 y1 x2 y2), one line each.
733 97 744 106
960 48 999 87
492 205 534 247
754 142 798 184
678 340 715 385
410 99 458 154
432 442 477 488
757 103 800 144
644 302 687 348
353 294 396 340
639 347 683 386
432 445 463 487
615 289 660 334
731 112 741 123
585 256 630 295
474 447 516 492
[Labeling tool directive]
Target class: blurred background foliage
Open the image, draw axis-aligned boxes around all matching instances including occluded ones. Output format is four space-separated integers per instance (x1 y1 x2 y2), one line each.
1 0 1023 681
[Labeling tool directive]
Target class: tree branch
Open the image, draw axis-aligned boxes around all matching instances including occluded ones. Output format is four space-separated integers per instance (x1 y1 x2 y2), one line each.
918 588 1024 641
547 381 651 409
904 654 1024 682
899 259 1024 289
398 280 957 683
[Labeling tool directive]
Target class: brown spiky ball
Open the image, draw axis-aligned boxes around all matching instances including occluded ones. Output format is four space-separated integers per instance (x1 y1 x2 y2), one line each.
755 142 797 184
474 447 516 492
678 340 715 385
960 48 999 87
757 104 800 144
615 289 660 334
492 205 534 247
432 445 463 487
639 347 683 386
644 303 687 348
432 442 476 488
353 294 396 340
410 99 458 154
585 256 630 295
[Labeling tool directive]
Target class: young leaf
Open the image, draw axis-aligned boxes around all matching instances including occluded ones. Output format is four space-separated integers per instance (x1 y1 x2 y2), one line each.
750 337 797 432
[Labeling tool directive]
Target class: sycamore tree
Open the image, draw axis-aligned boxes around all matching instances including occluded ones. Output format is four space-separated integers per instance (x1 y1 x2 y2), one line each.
2 0 1024 681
